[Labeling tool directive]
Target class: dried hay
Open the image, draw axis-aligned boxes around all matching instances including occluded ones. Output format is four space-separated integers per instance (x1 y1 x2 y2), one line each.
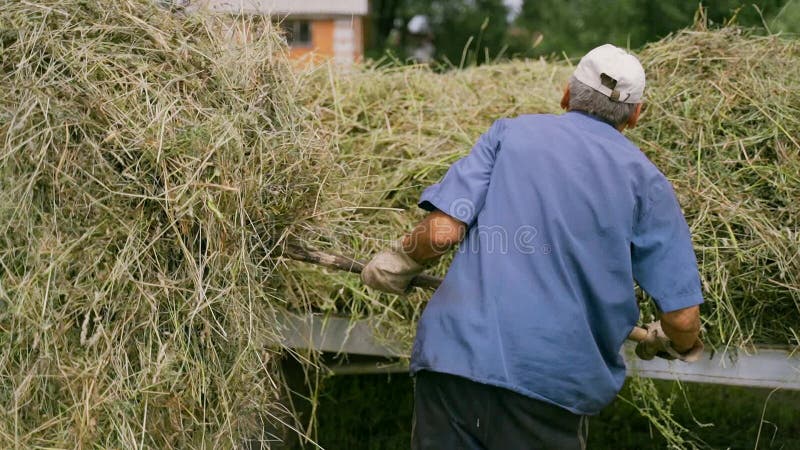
0 1 326 447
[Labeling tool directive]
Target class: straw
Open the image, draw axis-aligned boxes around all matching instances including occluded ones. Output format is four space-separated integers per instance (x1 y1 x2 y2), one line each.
0 1 327 447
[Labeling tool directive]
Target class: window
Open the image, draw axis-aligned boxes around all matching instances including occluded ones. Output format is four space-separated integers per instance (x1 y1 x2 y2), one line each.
281 20 311 47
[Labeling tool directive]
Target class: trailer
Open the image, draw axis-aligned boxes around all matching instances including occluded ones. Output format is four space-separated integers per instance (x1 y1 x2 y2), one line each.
280 312 800 390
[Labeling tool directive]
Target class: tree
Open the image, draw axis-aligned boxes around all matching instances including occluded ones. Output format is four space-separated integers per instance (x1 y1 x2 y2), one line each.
367 0 511 65
428 0 510 66
510 0 792 58
369 0 404 53
367 0 794 64
769 0 800 33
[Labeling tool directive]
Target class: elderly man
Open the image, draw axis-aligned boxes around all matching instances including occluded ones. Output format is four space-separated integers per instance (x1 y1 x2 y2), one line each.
362 44 704 449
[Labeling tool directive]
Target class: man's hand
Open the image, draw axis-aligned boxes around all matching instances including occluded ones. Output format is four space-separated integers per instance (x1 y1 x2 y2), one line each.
361 241 424 295
635 320 704 362
362 210 465 294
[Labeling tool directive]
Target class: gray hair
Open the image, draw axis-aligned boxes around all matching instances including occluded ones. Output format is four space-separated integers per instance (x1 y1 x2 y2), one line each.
568 76 638 127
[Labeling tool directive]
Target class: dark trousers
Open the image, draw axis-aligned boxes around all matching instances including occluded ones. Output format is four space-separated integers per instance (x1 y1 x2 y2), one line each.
412 370 588 450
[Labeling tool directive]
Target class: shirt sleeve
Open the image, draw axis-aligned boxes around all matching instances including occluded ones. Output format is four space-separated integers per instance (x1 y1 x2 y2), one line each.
632 175 704 312
418 119 506 226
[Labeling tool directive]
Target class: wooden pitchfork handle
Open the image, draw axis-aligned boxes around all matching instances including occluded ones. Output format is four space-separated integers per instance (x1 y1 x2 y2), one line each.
284 244 649 342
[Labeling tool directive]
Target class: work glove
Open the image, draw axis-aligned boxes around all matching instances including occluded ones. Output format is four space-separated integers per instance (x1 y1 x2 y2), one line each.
635 320 704 363
361 240 424 295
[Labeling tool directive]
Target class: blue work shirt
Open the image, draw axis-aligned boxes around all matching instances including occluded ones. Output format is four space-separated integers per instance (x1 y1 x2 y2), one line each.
410 111 704 415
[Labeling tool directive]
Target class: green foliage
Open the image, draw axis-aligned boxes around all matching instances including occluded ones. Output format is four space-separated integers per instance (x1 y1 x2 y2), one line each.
368 0 512 65
769 0 800 33
315 375 800 449
427 0 510 66
315 374 414 450
512 0 786 56
510 0 790 57
367 0 796 63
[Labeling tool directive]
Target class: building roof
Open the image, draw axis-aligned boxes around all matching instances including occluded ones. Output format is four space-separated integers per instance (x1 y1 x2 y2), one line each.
197 0 368 16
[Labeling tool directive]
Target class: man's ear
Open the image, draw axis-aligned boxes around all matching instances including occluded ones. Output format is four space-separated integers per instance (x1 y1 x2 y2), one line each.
560 85 570 111
626 103 643 129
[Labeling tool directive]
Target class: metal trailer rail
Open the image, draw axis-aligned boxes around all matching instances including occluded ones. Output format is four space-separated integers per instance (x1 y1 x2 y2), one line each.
280 313 800 390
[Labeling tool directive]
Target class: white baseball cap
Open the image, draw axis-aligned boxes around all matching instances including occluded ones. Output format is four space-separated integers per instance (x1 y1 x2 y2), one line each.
573 44 645 104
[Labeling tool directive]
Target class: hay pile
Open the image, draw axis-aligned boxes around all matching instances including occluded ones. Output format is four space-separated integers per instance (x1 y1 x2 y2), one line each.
633 28 800 348
292 26 800 353
0 1 326 447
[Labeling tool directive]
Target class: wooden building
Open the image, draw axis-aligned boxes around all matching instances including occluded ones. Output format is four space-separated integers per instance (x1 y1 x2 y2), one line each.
197 0 368 65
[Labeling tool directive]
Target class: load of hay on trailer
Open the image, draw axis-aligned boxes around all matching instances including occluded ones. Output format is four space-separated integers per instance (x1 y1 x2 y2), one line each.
1 1 798 448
